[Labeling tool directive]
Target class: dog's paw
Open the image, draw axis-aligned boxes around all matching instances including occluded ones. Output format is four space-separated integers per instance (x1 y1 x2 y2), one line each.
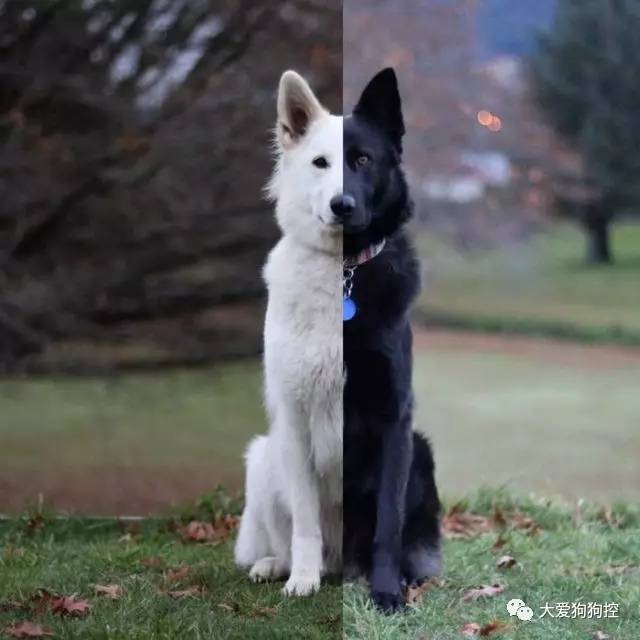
370 589 405 614
282 572 320 597
249 557 286 583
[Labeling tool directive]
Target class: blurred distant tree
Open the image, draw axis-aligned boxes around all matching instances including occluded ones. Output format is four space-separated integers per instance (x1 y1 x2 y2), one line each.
0 0 340 371
532 0 640 264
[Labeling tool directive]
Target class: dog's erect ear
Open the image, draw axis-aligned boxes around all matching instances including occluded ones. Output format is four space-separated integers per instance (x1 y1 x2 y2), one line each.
354 68 405 149
277 70 325 149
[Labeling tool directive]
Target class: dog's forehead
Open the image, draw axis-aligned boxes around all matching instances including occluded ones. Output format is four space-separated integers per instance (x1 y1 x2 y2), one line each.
305 114 342 151
344 115 385 151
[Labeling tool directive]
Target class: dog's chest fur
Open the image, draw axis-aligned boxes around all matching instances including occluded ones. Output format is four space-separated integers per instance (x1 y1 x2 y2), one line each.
263 236 343 487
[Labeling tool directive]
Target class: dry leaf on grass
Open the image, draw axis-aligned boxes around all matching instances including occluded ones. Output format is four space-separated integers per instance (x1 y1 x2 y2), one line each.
50 595 91 618
461 584 505 602
180 515 239 544
165 565 190 583
405 579 438 606
217 602 240 614
461 620 508 638
139 556 163 568
592 633 610 640
30 590 57 615
93 584 122 600
442 505 493 539
492 536 508 551
478 620 508 637
496 555 517 570
3 622 54 638
491 506 508 528
513 512 540 536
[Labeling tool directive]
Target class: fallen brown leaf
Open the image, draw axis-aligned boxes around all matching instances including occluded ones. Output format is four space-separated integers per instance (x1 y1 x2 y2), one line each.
180 515 239 544
460 620 508 638
180 521 216 543
165 565 190 583
405 579 436 606
513 512 540 536
3 622 54 638
461 584 505 602
491 506 508 528
479 620 508 637
26 516 46 534
592 632 610 640
442 505 493 539
496 555 517 570
139 556 163 568
50 595 91 618
93 584 122 600
492 535 508 551
217 602 239 614
30 589 58 615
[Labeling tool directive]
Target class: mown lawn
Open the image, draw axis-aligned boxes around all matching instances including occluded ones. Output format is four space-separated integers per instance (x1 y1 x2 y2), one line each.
343 490 640 640
416 222 640 343
3 334 639 511
1 491 638 639
414 332 640 503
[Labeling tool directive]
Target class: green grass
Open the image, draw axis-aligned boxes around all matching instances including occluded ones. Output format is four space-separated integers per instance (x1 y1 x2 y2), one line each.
0 515 341 639
1 491 638 639
0 362 262 473
417 222 640 343
414 341 640 503
2 334 640 511
344 490 640 640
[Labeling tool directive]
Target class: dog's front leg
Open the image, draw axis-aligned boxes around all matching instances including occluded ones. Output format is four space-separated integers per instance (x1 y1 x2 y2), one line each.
370 416 413 612
280 405 323 597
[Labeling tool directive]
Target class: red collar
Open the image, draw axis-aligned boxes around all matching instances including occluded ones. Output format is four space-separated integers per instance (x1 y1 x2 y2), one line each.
343 239 386 268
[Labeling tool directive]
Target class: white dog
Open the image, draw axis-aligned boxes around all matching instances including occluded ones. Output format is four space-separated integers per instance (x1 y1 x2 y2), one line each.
234 71 342 596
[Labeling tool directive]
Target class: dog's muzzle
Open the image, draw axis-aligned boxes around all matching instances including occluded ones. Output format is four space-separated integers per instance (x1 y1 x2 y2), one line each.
330 194 356 223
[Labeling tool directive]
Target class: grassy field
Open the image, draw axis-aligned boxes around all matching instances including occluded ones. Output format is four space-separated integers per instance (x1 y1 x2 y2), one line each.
343 490 640 640
417 222 640 343
414 332 640 503
1 491 638 640
0 515 341 639
2 333 639 512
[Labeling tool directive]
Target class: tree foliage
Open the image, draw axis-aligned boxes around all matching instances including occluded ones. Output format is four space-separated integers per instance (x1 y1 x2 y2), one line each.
0 0 340 371
532 0 640 262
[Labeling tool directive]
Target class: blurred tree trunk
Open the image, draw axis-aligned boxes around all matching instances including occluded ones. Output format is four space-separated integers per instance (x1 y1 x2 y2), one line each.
583 207 612 264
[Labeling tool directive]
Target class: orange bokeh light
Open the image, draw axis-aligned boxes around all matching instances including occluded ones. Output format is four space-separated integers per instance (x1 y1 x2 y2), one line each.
488 116 502 132
477 110 493 126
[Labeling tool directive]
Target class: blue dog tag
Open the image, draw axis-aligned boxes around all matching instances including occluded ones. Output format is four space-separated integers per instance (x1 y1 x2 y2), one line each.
343 297 357 321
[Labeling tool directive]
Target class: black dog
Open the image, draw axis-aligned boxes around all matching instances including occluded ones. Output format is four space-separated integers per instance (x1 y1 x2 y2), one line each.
341 68 441 613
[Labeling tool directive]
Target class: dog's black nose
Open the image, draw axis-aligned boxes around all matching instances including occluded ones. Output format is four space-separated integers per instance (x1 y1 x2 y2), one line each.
330 194 356 220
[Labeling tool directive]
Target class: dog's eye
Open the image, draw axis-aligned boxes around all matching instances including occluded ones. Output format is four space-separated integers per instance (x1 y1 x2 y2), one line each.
355 154 370 167
312 156 329 169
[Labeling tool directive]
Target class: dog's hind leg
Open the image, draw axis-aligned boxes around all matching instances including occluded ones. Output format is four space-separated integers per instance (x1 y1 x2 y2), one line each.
234 437 272 569
249 497 291 582
235 436 292 582
401 432 442 585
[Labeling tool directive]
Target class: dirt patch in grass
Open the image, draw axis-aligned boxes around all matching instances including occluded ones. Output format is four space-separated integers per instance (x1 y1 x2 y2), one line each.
0 467 235 516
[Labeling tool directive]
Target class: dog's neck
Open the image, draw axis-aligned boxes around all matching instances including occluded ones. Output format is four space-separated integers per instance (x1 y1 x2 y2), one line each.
343 239 386 268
